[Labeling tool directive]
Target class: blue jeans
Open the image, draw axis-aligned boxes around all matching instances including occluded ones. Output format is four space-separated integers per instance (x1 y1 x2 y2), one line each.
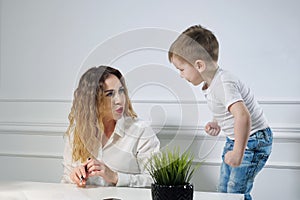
218 127 273 200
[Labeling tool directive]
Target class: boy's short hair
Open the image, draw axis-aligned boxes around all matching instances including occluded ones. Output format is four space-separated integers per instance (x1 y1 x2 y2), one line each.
168 25 219 65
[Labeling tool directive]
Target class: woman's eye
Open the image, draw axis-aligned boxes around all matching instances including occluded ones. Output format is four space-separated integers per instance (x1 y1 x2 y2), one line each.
106 92 113 97
119 88 125 94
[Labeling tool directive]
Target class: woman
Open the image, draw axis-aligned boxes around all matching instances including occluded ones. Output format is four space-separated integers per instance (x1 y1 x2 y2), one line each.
61 66 160 187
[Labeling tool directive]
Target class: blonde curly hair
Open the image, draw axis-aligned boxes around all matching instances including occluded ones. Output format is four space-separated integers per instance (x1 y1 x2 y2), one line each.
66 66 137 162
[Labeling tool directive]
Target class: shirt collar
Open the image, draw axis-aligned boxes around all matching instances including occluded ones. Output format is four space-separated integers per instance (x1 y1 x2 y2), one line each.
114 116 126 137
202 66 222 94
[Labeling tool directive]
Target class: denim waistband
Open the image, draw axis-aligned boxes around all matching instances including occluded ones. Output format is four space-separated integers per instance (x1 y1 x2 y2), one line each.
226 127 273 142
249 127 272 139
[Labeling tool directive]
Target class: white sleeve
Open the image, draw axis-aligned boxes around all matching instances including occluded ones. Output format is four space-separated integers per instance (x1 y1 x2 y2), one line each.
61 135 75 184
221 76 243 110
116 126 160 187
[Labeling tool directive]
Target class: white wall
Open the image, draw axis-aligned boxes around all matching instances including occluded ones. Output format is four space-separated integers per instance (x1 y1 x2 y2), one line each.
0 0 300 200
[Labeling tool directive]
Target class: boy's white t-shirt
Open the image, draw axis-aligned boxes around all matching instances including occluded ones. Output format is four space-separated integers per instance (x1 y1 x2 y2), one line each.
202 67 269 139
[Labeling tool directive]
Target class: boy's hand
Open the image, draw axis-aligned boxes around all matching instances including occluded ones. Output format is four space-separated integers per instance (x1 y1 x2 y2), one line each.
224 150 243 167
205 121 221 136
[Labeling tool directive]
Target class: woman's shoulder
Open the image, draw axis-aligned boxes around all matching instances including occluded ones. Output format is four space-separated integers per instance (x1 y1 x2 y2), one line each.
123 116 151 129
119 116 155 137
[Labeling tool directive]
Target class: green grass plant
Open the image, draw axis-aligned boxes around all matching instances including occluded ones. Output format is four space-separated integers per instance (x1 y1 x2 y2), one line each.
145 147 200 186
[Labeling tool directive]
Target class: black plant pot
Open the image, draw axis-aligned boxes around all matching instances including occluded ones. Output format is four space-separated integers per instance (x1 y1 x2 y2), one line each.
151 183 193 200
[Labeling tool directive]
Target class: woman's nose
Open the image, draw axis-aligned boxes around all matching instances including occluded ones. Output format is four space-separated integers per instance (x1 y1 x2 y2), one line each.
113 93 121 104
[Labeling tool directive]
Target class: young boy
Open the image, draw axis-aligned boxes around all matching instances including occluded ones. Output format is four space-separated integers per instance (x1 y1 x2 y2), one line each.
168 25 273 200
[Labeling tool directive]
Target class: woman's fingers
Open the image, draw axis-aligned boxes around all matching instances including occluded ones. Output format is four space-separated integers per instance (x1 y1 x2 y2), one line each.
88 164 102 172
77 167 87 187
86 158 104 173
70 166 87 187
85 159 118 185
79 165 87 179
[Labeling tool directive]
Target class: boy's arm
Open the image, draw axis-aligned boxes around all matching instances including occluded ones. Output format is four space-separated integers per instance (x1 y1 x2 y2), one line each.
226 101 251 167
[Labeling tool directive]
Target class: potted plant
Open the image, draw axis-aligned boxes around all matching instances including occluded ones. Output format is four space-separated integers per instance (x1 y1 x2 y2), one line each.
145 147 200 200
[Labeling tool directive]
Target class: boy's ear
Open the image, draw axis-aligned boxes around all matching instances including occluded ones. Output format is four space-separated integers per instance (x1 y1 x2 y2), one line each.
194 59 206 72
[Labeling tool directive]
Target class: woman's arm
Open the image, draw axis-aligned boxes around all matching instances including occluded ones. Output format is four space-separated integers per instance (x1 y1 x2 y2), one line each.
61 135 74 183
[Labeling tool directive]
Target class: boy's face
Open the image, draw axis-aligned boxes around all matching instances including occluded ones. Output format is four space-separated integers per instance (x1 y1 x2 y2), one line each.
171 56 203 86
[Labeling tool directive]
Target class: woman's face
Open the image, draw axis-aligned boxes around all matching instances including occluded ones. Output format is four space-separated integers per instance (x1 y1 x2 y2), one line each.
102 74 126 121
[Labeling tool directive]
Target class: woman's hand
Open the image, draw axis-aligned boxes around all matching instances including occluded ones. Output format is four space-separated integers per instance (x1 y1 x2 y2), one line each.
205 121 221 136
86 158 118 185
70 164 88 187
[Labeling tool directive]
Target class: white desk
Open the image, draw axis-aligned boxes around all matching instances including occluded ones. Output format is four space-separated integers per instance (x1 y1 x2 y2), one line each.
0 181 244 200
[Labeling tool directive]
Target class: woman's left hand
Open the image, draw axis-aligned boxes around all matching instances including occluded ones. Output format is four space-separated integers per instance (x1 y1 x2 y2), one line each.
86 158 118 185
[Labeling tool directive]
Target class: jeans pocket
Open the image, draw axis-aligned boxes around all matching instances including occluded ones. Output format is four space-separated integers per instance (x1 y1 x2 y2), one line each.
248 128 273 150
247 137 258 150
257 135 273 149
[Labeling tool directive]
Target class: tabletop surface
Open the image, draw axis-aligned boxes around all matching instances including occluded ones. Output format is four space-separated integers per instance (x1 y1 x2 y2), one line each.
0 181 244 200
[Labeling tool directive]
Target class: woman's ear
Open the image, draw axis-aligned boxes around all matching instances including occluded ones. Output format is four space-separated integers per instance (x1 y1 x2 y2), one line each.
194 59 206 72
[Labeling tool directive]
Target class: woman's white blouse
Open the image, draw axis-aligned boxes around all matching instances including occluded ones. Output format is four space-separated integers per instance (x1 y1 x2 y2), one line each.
61 117 160 187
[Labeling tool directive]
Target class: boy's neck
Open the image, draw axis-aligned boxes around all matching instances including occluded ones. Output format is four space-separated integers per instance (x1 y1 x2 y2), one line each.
202 62 219 89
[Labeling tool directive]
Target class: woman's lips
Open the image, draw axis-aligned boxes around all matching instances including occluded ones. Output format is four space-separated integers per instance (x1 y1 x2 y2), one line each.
116 107 123 114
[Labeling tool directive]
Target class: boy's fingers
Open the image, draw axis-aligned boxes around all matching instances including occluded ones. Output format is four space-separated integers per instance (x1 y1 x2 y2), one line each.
213 129 219 135
207 127 220 136
211 129 217 135
205 124 211 132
